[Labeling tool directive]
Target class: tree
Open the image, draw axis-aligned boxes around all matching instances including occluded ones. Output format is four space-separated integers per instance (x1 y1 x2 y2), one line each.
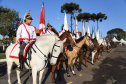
95 12 107 30
106 28 125 41
0 6 21 43
61 2 82 32
76 12 92 35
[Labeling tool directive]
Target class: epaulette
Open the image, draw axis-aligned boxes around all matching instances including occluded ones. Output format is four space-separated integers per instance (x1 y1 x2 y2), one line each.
18 23 22 26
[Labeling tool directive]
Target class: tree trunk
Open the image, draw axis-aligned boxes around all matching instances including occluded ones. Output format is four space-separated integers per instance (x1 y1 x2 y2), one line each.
82 19 85 36
97 20 98 31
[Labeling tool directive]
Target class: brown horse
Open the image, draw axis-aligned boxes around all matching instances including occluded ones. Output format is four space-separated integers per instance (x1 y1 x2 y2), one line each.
66 34 94 77
91 38 102 63
78 45 91 70
78 37 100 70
51 30 76 83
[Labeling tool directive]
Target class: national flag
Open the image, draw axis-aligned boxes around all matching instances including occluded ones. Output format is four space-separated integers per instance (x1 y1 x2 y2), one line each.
39 2 45 36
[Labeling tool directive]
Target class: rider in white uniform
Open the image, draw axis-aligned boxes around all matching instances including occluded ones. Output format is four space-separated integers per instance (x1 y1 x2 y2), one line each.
46 23 55 35
16 12 36 71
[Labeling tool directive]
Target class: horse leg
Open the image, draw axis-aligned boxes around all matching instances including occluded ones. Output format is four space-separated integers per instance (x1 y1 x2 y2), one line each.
39 70 44 84
97 49 101 59
92 51 96 64
57 57 64 81
7 60 13 84
85 51 90 67
51 65 56 83
71 59 76 75
16 68 21 84
32 68 37 84
78 53 84 71
67 58 72 77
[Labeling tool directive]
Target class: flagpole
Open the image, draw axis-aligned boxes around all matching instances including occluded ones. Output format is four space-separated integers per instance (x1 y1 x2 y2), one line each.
43 2 46 28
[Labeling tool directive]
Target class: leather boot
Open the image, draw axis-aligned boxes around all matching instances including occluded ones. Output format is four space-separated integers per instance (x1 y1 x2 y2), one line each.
19 54 23 71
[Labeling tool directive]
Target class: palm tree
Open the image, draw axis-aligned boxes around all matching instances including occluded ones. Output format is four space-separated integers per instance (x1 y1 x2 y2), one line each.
61 2 82 32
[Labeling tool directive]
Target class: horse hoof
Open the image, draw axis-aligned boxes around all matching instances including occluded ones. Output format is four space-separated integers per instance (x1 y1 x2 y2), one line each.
86 65 88 67
73 73 76 75
78 68 81 71
67 74 71 77
52 81 55 84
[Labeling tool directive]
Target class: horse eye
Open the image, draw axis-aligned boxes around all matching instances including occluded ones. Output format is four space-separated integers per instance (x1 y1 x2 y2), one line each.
54 49 57 52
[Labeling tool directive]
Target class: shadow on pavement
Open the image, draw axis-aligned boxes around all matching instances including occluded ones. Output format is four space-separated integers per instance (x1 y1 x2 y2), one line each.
83 56 126 84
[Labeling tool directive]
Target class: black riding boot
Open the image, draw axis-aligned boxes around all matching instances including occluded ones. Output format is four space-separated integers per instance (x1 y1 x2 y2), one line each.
19 54 24 71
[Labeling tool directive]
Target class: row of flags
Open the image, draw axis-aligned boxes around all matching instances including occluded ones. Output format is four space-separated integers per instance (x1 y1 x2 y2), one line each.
38 2 102 40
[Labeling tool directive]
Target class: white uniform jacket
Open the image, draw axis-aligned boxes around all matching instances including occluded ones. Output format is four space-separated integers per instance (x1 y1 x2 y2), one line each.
16 23 36 43
46 30 54 35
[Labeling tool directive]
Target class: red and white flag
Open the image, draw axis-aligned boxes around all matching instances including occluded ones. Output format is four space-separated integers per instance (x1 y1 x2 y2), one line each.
39 2 45 36
75 15 80 39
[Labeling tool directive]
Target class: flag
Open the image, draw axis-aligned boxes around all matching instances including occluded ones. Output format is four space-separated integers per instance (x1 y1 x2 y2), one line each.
92 26 95 39
82 19 85 36
75 15 80 39
39 2 45 36
64 12 68 31
96 27 99 40
101 31 102 39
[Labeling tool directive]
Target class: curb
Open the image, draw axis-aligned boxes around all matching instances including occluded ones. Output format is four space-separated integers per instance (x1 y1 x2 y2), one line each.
0 59 6 62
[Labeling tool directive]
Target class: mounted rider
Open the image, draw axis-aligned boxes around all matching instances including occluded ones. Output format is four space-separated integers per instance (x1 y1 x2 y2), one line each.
16 11 36 71
45 22 59 36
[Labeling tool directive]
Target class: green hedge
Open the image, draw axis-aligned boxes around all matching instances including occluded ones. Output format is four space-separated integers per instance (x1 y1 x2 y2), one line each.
0 53 6 59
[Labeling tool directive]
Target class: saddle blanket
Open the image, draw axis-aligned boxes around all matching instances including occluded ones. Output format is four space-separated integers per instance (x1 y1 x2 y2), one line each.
9 42 33 59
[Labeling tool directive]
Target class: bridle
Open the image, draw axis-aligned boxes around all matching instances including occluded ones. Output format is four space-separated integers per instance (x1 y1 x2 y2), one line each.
65 32 76 47
51 40 61 59
31 40 61 70
73 36 94 53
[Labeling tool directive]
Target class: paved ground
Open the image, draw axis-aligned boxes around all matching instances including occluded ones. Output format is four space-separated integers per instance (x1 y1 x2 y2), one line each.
0 46 126 84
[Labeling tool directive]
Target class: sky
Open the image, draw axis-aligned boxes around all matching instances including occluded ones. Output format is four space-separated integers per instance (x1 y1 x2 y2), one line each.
0 0 126 38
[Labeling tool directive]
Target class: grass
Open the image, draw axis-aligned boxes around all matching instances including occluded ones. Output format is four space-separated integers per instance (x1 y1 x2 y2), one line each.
0 53 6 59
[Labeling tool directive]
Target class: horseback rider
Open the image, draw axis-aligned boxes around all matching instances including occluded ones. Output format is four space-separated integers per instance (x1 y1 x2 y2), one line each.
16 11 36 71
46 23 59 36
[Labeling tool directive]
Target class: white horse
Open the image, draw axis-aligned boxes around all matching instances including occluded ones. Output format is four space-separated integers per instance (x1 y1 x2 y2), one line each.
6 34 66 84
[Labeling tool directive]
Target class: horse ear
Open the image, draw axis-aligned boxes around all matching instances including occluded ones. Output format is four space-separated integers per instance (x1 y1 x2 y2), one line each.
62 38 67 43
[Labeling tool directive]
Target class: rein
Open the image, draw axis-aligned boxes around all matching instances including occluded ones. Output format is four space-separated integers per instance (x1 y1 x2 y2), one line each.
31 40 61 70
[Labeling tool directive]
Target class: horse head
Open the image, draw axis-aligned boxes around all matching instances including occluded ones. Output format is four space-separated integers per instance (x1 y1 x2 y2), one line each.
50 39 65 65
92 37 101 49
84 34 94 50
100 44 106 52
60 30 76 47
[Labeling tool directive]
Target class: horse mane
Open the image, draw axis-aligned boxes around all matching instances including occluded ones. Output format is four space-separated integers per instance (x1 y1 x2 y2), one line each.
59 32 65 38
59 30 71 38
75 36 84 43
